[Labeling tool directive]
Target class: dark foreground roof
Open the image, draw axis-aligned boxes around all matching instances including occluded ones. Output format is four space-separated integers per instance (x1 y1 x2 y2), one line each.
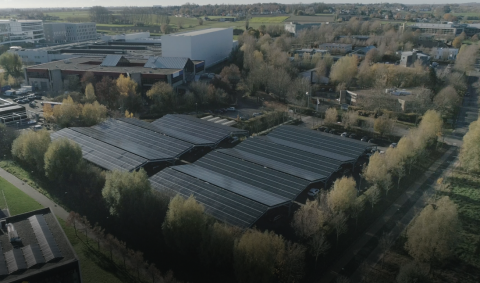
0 207 80 283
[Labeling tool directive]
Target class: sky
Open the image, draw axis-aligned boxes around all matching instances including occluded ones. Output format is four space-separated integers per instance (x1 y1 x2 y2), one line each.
1 0 476 9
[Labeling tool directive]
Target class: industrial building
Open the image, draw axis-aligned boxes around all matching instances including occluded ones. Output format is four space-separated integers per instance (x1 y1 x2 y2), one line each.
0 207 81 283
399 50 430 67
318 43 352 54
161 28 233 67
150 125 375 228
43 22 97 43
51 115 248 174
0 20 45 45
24 55 205 92
284 22 321 36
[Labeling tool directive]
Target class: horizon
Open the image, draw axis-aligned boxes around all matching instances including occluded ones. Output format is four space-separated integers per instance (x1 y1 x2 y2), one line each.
1 1 478 9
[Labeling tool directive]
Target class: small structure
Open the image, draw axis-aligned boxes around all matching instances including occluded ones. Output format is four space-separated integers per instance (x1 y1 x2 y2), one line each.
318 43 352 54
431 48 458 61
285 22 321 36
399 50 430 67
350 45 376 58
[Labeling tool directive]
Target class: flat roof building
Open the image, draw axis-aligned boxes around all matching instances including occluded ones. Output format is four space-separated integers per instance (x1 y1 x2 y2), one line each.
0 20 44 45
285 22 321 36
319 43 352 54
0 207 81 283
44 22 96 44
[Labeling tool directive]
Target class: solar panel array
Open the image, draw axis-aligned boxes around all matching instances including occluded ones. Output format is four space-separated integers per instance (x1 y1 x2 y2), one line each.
22 244 45 268
51 128 147 171
150 168 269 228
93 119 192 159
28 215 63 262
196 151 311 200
151 114 248 145
5 249 27 274
233 137 343 180
174 165 290 207
268 125 373 160
0 244 7 276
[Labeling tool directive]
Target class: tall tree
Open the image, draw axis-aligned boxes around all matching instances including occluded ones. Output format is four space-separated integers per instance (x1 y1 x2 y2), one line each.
324 107 338 125
11 130 51 172
81 101 107 126
95 76 120 109
329 55 358 87
116 74 138 97
44 138 82 182
0 52 23 77
459 118 480 172
84 83 96 102
0 124 18 158
328 176 357 214
146 81 175 110
374 115 395 137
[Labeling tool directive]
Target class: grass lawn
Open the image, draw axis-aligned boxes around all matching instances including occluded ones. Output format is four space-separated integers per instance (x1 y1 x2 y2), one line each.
249 16 290 23
444 170 480 268
0 175 127 283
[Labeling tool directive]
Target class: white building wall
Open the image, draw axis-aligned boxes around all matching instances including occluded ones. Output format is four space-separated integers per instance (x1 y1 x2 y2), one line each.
0 20 44 45
162 28 233 67
10 49 75 65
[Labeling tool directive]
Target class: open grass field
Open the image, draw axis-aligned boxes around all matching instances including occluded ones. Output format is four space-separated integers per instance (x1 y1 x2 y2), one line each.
249 16 290 23
0 173 126 283
444 170 480 268
288 15 335 23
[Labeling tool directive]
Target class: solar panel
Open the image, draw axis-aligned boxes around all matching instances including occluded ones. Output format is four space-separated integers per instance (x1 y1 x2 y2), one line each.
269 126 373 159
0 243 8 275
196 151 310 200
93 119 193 158
174 114 248 134
218 148 326 182
22 244 45 268
150 169 268 228
28 215 63 262
173 165 290 207
51 129 147 171
5 249 27 274
234 137 341 178
71 127 174 161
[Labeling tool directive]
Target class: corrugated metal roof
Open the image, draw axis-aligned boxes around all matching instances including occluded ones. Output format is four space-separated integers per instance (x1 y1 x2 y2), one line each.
100 55 124 67
144 57 189 69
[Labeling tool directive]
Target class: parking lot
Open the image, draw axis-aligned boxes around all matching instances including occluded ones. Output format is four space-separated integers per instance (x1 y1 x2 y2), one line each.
1 92 49 117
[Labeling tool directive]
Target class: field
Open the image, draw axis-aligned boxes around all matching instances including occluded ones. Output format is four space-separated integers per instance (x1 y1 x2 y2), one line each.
288 15 335 23
249 16 290 23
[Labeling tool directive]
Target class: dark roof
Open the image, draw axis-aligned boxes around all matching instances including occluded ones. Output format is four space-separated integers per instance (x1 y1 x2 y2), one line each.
195 151 311 200
93 119 193 160
151 114 248 146
100 54 127 67
150 168 269 228
144 57 189 69
268 125 374 161
0 207 79 283
51 128 147 171
173 164 290 207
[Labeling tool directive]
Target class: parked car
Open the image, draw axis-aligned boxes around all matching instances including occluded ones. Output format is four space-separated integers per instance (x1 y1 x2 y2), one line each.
349 134 357 139
226 107 236 111
307 188 320 198
390 143 397 148
252 112 263 117
33 125 42 131
341 132 348 137
329 129 336 135
318 126 327 131
361 136 369 142
29 101 36 108
323 127 330 132
368 139 376 143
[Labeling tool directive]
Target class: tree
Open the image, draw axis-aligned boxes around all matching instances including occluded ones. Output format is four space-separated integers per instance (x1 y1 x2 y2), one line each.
84 83 96 102
396 262 430 283
199 223 240 274
233 229 285 283
405 196 458 270
292 200 326 239
52 96 81 128
147 81 175 110
81 71 95 89
162 195 206 257
433 86 460 116
161 23 170 34
0 52 23 77
65 75 81 92
11 130 51 172
95 76 120 109
328 176 357 214
324 107 338 125
220 64 241 90
116 74 138 97
341 111 358 130
418 110 443 146
198 18 203 25
277 242 306 283
459 118 480 172
374 115 395 137
452 37 462 49
365 185 381 211
454 44 478 73
364 152 391 189
331 212 348 245
329 55 358 87
310 232 330 263
0 124 18 158
81 101 107 126
44 138 82 182
351 196 365 227
102 169 151 216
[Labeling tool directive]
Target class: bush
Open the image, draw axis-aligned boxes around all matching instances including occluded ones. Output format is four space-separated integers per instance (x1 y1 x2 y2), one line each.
11 130 50 172
44 138 82 182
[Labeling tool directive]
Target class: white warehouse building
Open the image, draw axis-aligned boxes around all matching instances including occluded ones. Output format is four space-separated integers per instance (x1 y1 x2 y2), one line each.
161 28 233 68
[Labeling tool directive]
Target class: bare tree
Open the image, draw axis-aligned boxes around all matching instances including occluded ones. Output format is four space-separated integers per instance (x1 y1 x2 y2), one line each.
309 232 330 263
365 185 381 211
342 111 359 130
331 212 348 245
324 107 338 125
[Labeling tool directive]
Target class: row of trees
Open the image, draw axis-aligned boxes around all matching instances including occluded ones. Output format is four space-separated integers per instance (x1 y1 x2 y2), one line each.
43 96 107 128
459 117 480 172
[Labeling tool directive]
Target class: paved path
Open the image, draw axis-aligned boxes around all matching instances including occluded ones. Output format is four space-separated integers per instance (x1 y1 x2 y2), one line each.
317 146 457 283
0 167 69 220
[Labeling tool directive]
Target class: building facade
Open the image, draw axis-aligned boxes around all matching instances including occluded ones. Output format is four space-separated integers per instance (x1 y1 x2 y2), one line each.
0 20 45 45
43 23 67 43
399 50 430 67
285 22 321 36
161 28 233 68
65 23 96 42
432 48 458 61
318 43 352 54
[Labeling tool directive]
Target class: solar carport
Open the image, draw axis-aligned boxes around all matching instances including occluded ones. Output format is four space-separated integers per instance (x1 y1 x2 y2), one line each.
267 125 376 164
151 114 248 146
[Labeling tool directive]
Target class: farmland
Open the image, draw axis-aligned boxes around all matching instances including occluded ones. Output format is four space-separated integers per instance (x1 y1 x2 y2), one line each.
288 15 335 23
249 16 290 23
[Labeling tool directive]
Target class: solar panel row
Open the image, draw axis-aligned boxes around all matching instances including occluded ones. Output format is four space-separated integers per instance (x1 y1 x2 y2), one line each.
5 249 27 274
0 244 8 276
28 215 63 262
22 244 45 268
51 129 147 172
150 169 268 228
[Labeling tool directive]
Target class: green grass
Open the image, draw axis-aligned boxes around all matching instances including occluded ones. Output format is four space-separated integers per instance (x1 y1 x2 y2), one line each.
444 170 480 268
249 16 290 23
0 176 42 215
